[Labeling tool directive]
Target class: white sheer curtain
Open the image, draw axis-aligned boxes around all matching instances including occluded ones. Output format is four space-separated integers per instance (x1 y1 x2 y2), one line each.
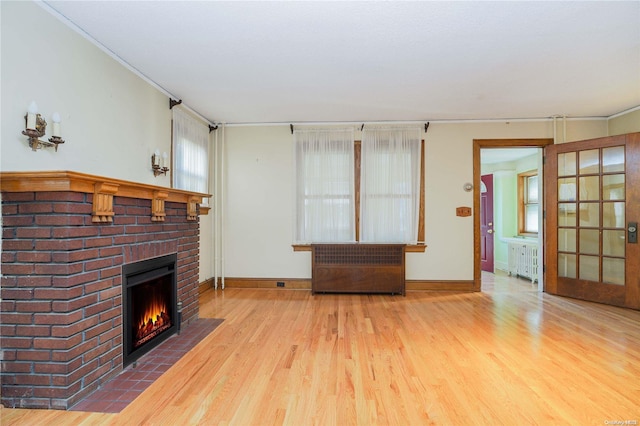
172 108 210 204
293 128 355 244
360 126 422 243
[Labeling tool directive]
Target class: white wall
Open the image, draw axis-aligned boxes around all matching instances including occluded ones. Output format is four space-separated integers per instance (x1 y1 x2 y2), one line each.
1 1 171 185
608 109 640 136
408 120 599 279
199 208 214 283
220 120 607 282
493 170 517 271
3 1 634 285
223 126 311 278
1 2 215 284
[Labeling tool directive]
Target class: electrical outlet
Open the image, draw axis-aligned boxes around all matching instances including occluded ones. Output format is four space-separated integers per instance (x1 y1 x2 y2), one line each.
277 281 285 287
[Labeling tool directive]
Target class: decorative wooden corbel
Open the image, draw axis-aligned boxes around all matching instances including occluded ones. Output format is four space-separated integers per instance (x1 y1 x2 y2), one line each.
92 182 119 223
187 196 199 221
152 190 169 222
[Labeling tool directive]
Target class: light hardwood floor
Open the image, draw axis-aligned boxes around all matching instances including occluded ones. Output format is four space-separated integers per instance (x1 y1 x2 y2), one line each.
3 273 640 425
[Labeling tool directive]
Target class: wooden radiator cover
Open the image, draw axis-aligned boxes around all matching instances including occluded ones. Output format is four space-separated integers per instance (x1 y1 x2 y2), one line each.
312 244 406 296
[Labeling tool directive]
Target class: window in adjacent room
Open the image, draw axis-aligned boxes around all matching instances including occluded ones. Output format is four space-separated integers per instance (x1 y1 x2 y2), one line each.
172 107 210 203
519 170 539 235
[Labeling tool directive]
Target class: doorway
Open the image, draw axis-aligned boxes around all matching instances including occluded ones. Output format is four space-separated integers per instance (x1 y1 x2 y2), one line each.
473 139 554 291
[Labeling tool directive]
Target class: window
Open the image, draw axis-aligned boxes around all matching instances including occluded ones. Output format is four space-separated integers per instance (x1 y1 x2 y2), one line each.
293 128 356 243
360 127 422 243
172 108 210 202
519 171 539 234
293 127 425 247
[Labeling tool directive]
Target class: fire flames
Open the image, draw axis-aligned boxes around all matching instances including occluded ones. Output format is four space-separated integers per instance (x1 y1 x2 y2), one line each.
134 297 171 348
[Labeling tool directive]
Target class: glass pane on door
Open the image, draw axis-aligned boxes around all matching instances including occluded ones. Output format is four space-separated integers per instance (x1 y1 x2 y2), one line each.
559 203 577 226
559 253 577 278
603 174 625 200
556 145 626 284
603 230 625 257
558 152 577 176
579 176 599 201
603 258 624 285
579 149 600 174
579 229 599 255
579 255 599 281
559 228 576 252
559 178 577 201
602 146 624 173
579 203 599 227
603 202 624 227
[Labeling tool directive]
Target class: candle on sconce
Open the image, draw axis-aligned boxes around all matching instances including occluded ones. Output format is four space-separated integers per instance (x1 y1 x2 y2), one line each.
51 112 61 137
154 149 161 167
162 152 168 169
26 101 38 130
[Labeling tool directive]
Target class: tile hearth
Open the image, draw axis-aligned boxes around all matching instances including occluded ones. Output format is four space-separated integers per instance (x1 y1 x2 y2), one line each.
70 318 223 413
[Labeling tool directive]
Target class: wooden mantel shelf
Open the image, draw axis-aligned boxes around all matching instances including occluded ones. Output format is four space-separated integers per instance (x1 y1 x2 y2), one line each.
0 171 211 222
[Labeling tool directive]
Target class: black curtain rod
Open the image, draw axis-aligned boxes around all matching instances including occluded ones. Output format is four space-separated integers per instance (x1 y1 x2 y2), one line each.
289 122 430 134
169 98 182 109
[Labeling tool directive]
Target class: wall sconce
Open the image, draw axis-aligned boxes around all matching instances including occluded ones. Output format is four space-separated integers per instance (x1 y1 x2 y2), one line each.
151 150 169 176
22 102 65 151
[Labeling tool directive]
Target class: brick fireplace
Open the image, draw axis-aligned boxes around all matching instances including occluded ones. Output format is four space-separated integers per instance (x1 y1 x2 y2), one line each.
0 171 208 410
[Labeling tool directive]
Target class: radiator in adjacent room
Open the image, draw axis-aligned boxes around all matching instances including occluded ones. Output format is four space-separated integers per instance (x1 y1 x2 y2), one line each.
507 240 539 283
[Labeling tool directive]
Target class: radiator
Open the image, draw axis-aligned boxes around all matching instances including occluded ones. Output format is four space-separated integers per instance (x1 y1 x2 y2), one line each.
312 244 406 295
507 240 539 283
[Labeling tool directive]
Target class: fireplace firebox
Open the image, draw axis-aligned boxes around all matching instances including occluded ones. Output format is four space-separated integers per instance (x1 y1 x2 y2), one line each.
123 253 178 367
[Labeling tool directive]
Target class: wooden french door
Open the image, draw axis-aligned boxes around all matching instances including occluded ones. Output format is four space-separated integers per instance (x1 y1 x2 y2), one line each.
545 133 640 309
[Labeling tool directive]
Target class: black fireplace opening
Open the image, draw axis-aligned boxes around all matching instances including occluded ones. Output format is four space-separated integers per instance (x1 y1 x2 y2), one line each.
122 253 178 367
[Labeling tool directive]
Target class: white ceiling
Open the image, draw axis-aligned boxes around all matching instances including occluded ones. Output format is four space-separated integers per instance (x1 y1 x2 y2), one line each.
42 1 640 125
481 148 539 164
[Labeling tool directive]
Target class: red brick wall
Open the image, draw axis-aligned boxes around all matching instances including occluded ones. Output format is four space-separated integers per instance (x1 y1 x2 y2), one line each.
1 191 200 409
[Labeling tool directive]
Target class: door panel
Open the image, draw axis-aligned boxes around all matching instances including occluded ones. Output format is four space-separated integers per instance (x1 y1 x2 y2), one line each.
545 133 640 309
480 174 494 272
